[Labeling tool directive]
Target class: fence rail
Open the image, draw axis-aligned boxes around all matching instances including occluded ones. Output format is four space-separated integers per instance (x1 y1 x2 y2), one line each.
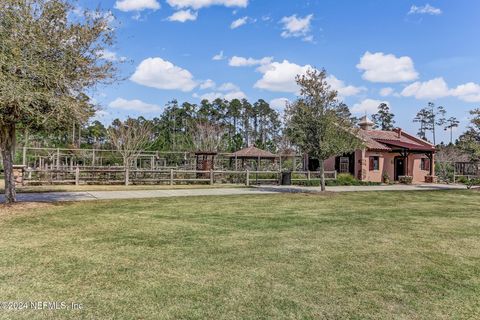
22 168 337 186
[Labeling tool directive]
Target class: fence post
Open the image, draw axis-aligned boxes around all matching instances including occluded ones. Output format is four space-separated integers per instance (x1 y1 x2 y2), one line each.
246 170 250 186
210 169 214 185
56 148 60 170
170 169 174 186
125 168 129 186
307 170 311 181
75 166 80 186
453 162 456 184
22 146 27 166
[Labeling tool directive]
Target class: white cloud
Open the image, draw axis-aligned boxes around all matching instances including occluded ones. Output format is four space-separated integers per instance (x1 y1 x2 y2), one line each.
254 60 363 96
94 110 110 119
351 99 388 114
230 16 248 29
99 49 127 62
167 0 248 10
379 87 395 97
402 77 480 102
228 56 273 67
131 57 197 92
114 0 160 12
401 77 450 99
199 90 246 101
200 79 216 89
357 51 419 83
212 50 226 61
254 60 312 93
280 14 314 41
326 75 366 97
167 9 198 22
196 82 245 101
451 82 480 102
408 4 442 15
218 82 240 91
109 98 162 113
270 98 290 111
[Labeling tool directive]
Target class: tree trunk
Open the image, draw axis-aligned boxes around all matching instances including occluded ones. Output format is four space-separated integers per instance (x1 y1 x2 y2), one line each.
1 122 17 203
319 158 326 192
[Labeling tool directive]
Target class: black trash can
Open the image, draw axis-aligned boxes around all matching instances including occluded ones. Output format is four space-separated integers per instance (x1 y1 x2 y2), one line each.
281 171 292 185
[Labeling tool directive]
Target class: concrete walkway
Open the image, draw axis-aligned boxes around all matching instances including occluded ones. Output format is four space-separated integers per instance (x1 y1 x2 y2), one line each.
0 184 467 203
0 188 278 203
256 183 467 193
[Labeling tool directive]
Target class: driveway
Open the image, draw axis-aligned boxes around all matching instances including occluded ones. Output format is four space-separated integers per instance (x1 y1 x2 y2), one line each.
0 184 467 203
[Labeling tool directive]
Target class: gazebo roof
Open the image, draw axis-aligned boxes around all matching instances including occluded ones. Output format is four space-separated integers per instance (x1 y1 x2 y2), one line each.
231 146 277 159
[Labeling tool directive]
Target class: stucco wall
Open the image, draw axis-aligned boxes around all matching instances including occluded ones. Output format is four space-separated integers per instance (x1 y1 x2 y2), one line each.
409 153 434 183
323 150 435 183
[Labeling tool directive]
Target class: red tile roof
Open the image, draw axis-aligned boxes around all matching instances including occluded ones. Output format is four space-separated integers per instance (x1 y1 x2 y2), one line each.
358 129 434 152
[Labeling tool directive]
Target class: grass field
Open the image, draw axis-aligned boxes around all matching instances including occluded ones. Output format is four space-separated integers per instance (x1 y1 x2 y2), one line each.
0 191 479 319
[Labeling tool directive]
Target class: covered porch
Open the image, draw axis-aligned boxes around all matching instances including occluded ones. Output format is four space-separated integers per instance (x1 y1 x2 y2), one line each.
369 139 435 183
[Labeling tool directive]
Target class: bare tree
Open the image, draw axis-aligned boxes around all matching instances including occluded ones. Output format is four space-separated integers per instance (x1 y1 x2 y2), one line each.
108 118 153 169
435 145 464 183
192 122 226 152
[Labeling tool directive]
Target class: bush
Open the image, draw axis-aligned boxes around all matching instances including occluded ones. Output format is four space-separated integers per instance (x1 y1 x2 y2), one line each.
291 173 381 187
456 176 469 184
398 176 413 184
463 177 480 189
336 173 358 185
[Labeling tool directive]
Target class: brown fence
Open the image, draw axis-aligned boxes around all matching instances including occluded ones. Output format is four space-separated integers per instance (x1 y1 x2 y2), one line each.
22 168 337 186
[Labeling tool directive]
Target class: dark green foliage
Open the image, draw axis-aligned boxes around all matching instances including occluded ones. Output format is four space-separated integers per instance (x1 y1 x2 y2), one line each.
293 173 381 186
457 109 480 161
285 69 362 191
413 102 446 145
372 103 395 130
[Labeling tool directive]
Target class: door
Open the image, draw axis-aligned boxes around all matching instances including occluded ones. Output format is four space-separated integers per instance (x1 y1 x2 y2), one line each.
394 157 405 181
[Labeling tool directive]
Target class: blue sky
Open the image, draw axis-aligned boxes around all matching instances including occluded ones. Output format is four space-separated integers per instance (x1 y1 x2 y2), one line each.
79 0 480 143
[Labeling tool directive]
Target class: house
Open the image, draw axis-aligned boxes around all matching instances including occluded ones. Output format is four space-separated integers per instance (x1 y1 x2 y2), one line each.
317 116 436 183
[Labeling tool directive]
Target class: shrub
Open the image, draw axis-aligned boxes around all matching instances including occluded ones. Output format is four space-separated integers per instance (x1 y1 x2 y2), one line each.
456 176 469 184
462 177 480 189
290 173 382 187
398 176 413 184
382 172 390 184
336 173 358 185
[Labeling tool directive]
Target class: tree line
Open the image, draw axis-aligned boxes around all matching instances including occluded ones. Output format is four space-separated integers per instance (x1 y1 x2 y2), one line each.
19 98 283 153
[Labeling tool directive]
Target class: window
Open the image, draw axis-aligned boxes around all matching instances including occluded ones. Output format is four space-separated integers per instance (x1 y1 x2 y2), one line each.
421 158 430 171
369 156 380 171
339 157 349 173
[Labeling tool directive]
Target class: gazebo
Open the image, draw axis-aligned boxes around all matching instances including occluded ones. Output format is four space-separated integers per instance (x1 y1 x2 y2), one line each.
230 146 277 171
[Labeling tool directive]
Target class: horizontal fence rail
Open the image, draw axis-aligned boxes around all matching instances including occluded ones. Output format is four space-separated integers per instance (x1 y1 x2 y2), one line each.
22 168 337 186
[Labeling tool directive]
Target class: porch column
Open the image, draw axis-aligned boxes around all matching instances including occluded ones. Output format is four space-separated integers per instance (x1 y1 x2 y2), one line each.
428 152 436 176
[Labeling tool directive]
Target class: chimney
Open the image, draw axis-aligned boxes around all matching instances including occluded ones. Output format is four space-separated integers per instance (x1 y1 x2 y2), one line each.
358 115 374 130
394 128 402 138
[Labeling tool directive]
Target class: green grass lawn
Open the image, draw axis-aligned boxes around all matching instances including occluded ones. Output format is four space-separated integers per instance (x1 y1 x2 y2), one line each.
0 191 479 319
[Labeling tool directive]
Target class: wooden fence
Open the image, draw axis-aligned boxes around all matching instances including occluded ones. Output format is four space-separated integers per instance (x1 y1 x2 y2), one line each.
22 168 337 186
